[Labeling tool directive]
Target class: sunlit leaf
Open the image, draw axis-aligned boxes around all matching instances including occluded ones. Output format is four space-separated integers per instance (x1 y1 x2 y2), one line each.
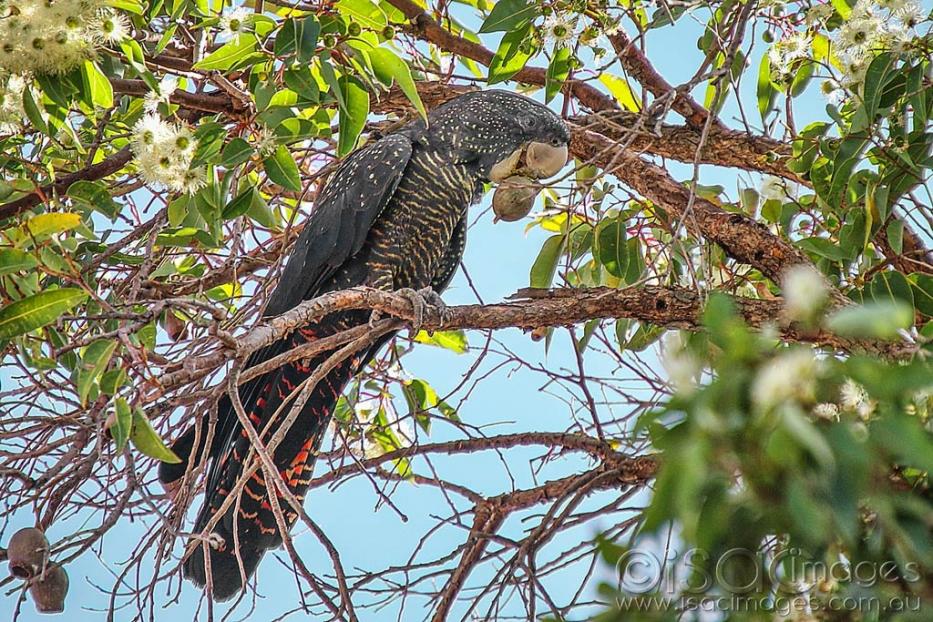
262 145 302 191
0 289 88 339
130 408 181 463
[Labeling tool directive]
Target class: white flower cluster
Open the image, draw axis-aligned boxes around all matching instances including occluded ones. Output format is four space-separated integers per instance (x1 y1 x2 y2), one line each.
661 332 702 395
811 378 877 422
131 114 206 195
781 265 829 322
753 348 823 411
834 0 926 87
347 397 413 459
0 74 26 134
760 175 798 203
0 0 130 75
839 378 876 420
143 77 178 113
768 32 811 79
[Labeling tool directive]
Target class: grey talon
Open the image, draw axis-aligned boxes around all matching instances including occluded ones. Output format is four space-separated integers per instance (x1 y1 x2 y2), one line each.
417 287 449 328
396 288 425 333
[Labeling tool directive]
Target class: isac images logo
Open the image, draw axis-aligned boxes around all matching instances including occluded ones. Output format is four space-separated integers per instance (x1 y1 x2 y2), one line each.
613 546 923 616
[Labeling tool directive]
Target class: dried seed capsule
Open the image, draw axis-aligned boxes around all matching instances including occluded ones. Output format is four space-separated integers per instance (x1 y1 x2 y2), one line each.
30 562 68 614
7 527 49 579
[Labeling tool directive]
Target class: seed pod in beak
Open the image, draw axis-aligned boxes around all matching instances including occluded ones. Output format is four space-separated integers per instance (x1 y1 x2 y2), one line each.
489 148 523 182
493 175 541 222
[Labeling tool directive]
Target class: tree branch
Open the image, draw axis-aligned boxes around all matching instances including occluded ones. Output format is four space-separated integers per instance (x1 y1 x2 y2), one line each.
0 147 133 221
153 285 911 397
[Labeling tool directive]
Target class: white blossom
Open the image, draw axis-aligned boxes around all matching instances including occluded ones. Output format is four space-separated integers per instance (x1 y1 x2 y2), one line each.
661 333 701 395
805 4 834 25
144 77 178 113
219 7 251 39
839 378 875 419
254 127 277 156
131 113 203 194
782 265 829 322
752 349 822 410
0 74 26 134
354 398 380 423
761 175 798 203
894 3 926 29
91 8 130 43
541 14 580 48
812 403 840 421
386 363 414 385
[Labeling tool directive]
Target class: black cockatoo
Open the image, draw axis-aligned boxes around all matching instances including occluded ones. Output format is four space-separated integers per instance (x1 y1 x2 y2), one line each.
159 89 570 600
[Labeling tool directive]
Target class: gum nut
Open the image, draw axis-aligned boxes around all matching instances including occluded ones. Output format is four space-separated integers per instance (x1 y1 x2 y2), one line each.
7 527 49 579
493 176 539 222
163 311 187 342
29 563 68 614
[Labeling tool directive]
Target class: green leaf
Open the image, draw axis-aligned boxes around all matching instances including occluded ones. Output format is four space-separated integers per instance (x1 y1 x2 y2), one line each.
869 271 914 308
246 192 277 228
99 368 127 395
22 87 48 135
130 408 181 463
479 0 537 33
757 53 777 123
274 16 320 62
262 145 302 191
860 52 894 123
0 249 38 276
885 219 904 255
369 48 426 120
413 330 469 354
599 73 640 112
0 288 88 339
594 217 629 278
623 322 664 352
335 0 387 29
35 74 75 106
825 301 913 339
796 237 848 262
68 180 119 218
284 67 320 102
337 76 370 156
530 234 564 288
545 46 571 103
222 187 259 220
193 34 258 71
830 0 851 18
80 60 113 108
488 25 531 84
910 274 933 317
112 397 132 452
221 137 254 168
77 339 118 406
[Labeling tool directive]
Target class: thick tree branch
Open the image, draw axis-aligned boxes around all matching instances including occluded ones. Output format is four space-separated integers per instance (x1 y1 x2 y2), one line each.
570 128 820 285
153 286 911 397
0 147 133 221
573 111 797 181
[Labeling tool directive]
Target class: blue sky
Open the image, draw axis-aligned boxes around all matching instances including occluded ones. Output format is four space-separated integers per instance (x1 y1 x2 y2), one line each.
4 1 930 620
